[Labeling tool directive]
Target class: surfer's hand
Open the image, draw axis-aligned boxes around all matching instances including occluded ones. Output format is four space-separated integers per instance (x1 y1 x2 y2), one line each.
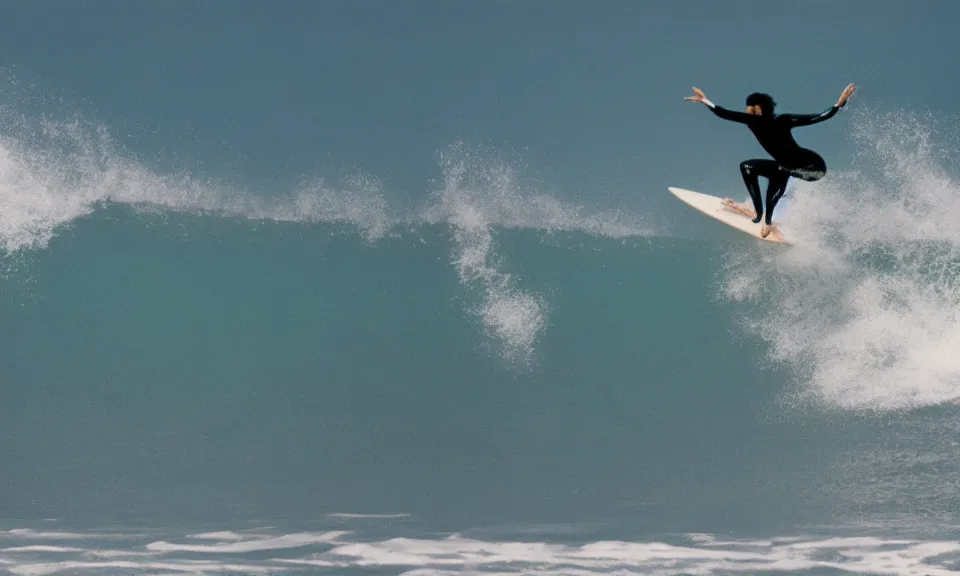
837 83 857 107
684 87 708 104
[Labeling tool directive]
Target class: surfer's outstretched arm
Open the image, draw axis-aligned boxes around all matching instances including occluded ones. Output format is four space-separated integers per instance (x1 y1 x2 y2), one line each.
708 105 753 124
781 83 857 127
781 106 840 127
684 87 751 124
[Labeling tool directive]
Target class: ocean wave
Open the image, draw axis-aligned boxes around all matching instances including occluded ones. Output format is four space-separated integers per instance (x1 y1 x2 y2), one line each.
0 80 655 364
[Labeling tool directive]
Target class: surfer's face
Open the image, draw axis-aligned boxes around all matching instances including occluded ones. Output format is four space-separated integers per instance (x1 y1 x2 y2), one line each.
746 105 763 115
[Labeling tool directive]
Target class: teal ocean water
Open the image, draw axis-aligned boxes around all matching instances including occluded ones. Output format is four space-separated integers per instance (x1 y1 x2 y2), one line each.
4 2 960 573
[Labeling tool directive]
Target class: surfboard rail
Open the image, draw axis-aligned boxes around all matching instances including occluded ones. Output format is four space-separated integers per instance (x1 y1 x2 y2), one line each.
668 186 790 245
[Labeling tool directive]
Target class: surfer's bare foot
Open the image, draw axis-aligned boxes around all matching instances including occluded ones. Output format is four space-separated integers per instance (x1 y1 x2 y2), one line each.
761 224 785 242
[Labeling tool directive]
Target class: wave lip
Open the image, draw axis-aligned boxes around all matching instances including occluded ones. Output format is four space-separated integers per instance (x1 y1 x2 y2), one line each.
0 110 395 253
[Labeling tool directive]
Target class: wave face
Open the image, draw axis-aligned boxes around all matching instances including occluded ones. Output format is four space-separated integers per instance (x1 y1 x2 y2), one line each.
4 78 960 573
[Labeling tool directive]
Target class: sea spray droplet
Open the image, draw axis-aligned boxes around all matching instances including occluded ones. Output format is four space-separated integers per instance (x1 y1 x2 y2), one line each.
480 288 546 363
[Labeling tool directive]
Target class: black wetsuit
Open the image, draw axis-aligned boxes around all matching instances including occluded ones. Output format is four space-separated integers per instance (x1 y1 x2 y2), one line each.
709 104 840 224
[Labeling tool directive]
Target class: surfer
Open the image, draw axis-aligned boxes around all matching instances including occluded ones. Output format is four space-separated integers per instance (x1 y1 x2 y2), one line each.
684 83 857 239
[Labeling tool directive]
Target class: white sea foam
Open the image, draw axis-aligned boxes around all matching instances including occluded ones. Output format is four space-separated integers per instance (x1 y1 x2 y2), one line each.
8 559 275 576
277 533 960 576
721 107 960 412
186 531 247 541
145 531 346 553
327 512 411 519
0 546 86 553
0 529 136 540
4 525 960 576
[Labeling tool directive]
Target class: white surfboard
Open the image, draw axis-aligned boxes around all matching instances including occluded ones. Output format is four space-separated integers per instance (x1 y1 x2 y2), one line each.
668 186 790 245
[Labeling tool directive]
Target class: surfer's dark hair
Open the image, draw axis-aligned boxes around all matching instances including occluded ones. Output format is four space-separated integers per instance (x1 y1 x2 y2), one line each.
746 92 776 115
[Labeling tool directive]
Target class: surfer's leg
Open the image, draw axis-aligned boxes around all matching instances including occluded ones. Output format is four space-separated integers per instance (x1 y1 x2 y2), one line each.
764 168 791 226
739 160 766 223
740 159 781 223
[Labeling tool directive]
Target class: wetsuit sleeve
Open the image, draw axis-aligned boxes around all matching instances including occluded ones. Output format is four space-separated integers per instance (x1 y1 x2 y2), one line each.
781 106 840 127
707 105 753 124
